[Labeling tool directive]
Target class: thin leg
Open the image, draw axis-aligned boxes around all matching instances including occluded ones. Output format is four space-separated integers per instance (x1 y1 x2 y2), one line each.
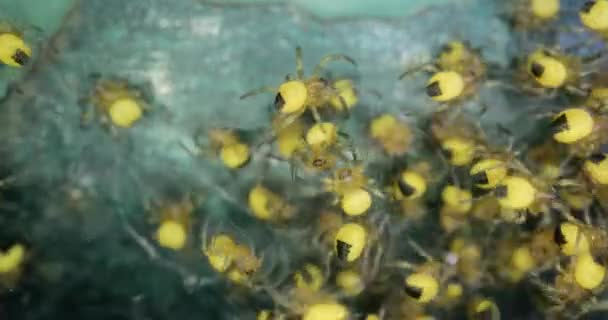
311 106 323 124
545 46 564 57
0 175 17 188
361 241 372 277
366 186 386 199
477 98 489 117
271 252 289 290
557 154 574 178
534 110 558 120
240 86 276 100
295 46 304 79
376 215 390 240
369 245 384 281
494 123 514 150
253 117 297 155
552 202 577 222
257 264 284 288
338 95 349 112
257 145 271 177
580 70 599 77
80 104 95 128
254 130 279 151
323 251 334 282
559 25 589 34
398 63 436 80
309 107 329 138
312 54 356 77
582 51 604 65
509 159 533 176
228 220 255 248
109 124 119 139
338 131 357 161
118 209 160 261
253 252 267 277
179 140 202 157
565 85 589 97
361 88 383 114
274 112 303 133
140 101 153 113
484 79 520 92
289 158 298 181
436 102 452 114
262 285 293 310
388 260 415 270
408 238 435 262
201 218 210 252
378 308 386 320
364 88 383 101
578 299 608 319
350 146 358 162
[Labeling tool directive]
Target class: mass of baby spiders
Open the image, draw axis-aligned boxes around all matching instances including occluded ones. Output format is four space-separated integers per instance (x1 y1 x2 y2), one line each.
3 0 608 319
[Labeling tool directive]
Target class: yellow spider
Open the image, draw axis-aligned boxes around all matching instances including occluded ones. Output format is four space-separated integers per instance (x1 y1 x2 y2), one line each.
241 46 356 130
82 77 150 131
0 22 32 67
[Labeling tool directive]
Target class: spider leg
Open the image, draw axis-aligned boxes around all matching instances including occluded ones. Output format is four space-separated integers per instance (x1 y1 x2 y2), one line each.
240 86 277 100
80 102 95 128
312 54 356 77
201 218 210 252
398 63 436 80
408 238 435 262
310 106 323 124
295 46 304 79
339 95 349 113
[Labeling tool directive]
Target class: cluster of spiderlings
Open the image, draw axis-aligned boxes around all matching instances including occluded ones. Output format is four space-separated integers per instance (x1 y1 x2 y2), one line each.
3 1 608 320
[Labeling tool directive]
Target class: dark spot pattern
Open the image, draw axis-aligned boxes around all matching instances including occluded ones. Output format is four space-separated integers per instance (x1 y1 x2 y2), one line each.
11 49 29 66
581 1 596 14
550 113 568 135
472 171 489 185
274 93 285 110
336 240 352 261
494 185 507 198
398 179 416 197
312 158 327 168
553 224 567 246
404 284 423 299
530 62 545 78
426 81 442 97
589 153 606 164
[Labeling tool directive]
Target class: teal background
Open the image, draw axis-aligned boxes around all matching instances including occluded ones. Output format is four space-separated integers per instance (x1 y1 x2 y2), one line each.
202 0 450 18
